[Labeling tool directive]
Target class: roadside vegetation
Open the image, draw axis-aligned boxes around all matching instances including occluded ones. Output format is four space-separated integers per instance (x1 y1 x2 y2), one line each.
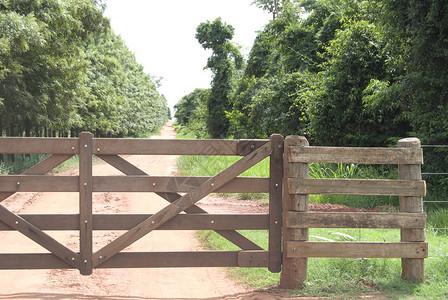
174 2 448 296
174 0 448 208
0 0 170 166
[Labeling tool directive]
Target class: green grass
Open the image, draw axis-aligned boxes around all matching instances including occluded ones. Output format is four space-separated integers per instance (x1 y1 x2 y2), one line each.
0 154 49 174
197 227 448 298
176 155 270 200
173 122 197 139
309 163 400 209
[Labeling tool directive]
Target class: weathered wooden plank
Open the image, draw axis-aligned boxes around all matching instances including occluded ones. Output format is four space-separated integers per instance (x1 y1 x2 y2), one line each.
285 242 428 258
237 140 270 155
280 135 309 289
0 154 73 203
97 155 263 251
100 251 269 268
0 175 78 192
0 214 79 230
289 178 426 197
287 212 426 229
0 205 79 268
24 154 74 175
96 155 147 175
269 134 283 273
238 250 269 267
0 214 269 231
92 176 270 193
93 139 249 155
289 146 423 165
398 138 426 283
0 251 269 269
79 132 93 275
0 254 72 269
93 142 272 267
0 137 78 154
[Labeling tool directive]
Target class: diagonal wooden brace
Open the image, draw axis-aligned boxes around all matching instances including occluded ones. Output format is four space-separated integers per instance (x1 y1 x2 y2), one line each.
98 155 263 250
0 154 73 203
0 204 80 268
93 141 272 267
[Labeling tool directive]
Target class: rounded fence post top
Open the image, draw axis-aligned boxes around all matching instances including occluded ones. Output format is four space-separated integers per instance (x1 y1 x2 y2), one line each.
285 135 309 146
398 137 421 147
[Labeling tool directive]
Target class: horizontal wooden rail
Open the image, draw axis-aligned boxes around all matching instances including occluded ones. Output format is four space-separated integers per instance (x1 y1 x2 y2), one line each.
0 138 78 154
288 178 426 197
0 137 270 156
286 212 426 229
93 139 269 156
288 146 423 165
285 242 428 258
0 251 269 269
0 214 269 231
92 176 270 193
0 176 270 193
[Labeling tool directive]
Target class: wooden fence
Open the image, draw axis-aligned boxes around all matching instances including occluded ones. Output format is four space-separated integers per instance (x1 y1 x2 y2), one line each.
0 133 283 275
280 136 427 288
0 134 427 288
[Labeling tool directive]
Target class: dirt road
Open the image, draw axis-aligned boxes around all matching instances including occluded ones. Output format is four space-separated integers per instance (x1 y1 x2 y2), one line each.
0 122 273 300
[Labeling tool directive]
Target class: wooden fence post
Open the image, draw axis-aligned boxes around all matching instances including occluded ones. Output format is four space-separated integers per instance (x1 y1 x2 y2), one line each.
79 132 93 275
268 134 283 273
280 136 309 288
398 137 425 282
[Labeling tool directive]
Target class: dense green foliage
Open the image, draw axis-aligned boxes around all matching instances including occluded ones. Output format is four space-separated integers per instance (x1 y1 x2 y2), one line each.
176 0 448 146
174 88 210 138
195 18 244 138
0 0 169 141
175 0 448 201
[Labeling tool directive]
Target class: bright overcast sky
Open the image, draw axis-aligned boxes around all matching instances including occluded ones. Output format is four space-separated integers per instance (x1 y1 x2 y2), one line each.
104 0 271 111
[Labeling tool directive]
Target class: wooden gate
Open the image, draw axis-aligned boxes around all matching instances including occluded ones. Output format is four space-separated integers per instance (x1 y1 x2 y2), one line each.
0 133 283 275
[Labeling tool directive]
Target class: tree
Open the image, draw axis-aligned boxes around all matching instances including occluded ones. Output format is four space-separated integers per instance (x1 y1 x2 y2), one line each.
0 0 109 137
252 0 283 20
174 88 210 138
196 18 243 138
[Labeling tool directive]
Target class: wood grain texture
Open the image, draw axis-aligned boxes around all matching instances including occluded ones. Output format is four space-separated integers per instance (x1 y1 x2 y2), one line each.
398 137 426 283
0 137 78 154
0 175 78 192
280 136 309 289
93 139 242 155
289 146 423 165
0 251 269 269
0 214 269 231
289 178 426 196
79 132 93 275
91 176 270 193
285 241 428 258
268 134 283 273
286 212 426 229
